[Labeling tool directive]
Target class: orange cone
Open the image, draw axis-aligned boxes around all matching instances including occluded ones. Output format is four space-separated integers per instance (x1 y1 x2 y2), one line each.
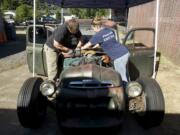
0 33 7 43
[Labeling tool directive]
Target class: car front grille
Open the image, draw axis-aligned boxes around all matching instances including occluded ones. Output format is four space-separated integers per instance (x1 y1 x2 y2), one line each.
68 80 113 88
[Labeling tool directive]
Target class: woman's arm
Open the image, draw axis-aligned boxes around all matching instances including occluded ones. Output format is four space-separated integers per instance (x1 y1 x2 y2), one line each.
92 44 100 49
81 42 92 50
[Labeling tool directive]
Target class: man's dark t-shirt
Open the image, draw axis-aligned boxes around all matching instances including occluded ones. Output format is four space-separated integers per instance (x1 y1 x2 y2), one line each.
89 27 129 60
46 24 82 51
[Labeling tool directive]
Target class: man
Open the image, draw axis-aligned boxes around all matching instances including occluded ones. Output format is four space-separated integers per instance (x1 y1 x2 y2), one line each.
81 17 130 87
44 19 83 82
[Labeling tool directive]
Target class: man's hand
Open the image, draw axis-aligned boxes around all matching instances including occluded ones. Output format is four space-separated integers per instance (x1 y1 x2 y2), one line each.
62 49 74 58
75 47 81 50
76 37 84 48
53 40 69 53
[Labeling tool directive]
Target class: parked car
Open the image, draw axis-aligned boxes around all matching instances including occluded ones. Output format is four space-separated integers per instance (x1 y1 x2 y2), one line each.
40 16 57 24
19 17 33 26
3 14 15 24
63 13 78 22
17 23 164 129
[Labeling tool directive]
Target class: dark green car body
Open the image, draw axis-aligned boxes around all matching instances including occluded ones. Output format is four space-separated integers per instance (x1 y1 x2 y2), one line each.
17 24 165 129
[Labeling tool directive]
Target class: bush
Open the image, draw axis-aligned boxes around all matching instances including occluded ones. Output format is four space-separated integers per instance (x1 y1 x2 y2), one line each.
0 8 2 16
56 10 61 20
15 4 32 22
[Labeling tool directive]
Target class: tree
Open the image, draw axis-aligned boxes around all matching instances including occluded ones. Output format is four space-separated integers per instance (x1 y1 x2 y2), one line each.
1 0 12 10
69 8 108 19
36 0 41 10
0 8 2 16
45 3 50 16
19 0 26 5
11 1 19 10
15 4 33 22
56 10 61 20
35 0 43 18
95 9 108 16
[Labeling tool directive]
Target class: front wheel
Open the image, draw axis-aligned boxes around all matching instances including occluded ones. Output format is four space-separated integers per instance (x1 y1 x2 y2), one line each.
135 77 165 128
17 77 47 128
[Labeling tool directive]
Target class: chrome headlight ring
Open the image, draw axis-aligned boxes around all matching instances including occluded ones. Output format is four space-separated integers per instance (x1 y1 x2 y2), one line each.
40 80 55 96
126 81 142 98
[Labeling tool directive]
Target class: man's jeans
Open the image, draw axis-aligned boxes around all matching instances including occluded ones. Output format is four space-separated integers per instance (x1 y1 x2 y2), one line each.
114 53 130 83
44 44 58 81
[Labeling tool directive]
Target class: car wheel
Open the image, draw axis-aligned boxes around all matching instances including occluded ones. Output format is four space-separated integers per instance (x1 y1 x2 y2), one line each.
135 77 165 128
17 77 47 128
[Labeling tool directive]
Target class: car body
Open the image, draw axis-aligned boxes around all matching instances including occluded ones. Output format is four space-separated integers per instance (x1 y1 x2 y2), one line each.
17 23 164 130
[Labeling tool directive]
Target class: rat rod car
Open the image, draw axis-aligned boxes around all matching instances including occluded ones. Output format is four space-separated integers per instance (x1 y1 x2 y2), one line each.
17 23 164 129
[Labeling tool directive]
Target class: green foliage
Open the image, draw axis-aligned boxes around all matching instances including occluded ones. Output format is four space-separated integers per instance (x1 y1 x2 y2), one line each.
56 10 61 20
95 9 108 16
69 8 108 19
19 0 26 5
36 10 43 19
1 0 29 11
45 3 50 16
1 0 12 10
36 0 41 10
35 0 43 19
15 4 33 22
0 8 2 16
11 1 19 10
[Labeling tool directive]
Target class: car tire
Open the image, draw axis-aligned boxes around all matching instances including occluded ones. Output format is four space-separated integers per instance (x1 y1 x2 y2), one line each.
135 77 165 128
17 77 47 128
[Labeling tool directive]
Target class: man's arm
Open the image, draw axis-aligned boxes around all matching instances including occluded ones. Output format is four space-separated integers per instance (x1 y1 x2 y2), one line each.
76 37 84 49
53 40 70 53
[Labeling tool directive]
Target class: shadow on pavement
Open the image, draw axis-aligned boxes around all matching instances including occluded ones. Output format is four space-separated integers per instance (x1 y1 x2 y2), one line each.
0 33 26 59
0 108 180 135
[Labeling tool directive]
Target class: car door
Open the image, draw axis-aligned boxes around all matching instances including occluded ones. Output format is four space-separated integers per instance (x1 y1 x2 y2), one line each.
26 25 54 76
123 28 155 81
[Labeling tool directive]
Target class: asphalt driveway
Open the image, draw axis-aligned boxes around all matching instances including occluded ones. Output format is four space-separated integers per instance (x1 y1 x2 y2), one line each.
0 31 26 59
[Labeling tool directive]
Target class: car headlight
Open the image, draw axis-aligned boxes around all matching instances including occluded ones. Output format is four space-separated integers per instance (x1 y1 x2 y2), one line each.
126 82 142 98
40 81 55 96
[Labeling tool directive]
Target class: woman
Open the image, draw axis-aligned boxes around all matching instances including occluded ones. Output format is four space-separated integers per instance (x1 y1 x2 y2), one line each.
81 17 130 86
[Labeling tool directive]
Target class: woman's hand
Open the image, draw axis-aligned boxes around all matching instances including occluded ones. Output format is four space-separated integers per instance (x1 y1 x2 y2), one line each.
92 44 100 49
81 42 92 50
101 55 111 63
